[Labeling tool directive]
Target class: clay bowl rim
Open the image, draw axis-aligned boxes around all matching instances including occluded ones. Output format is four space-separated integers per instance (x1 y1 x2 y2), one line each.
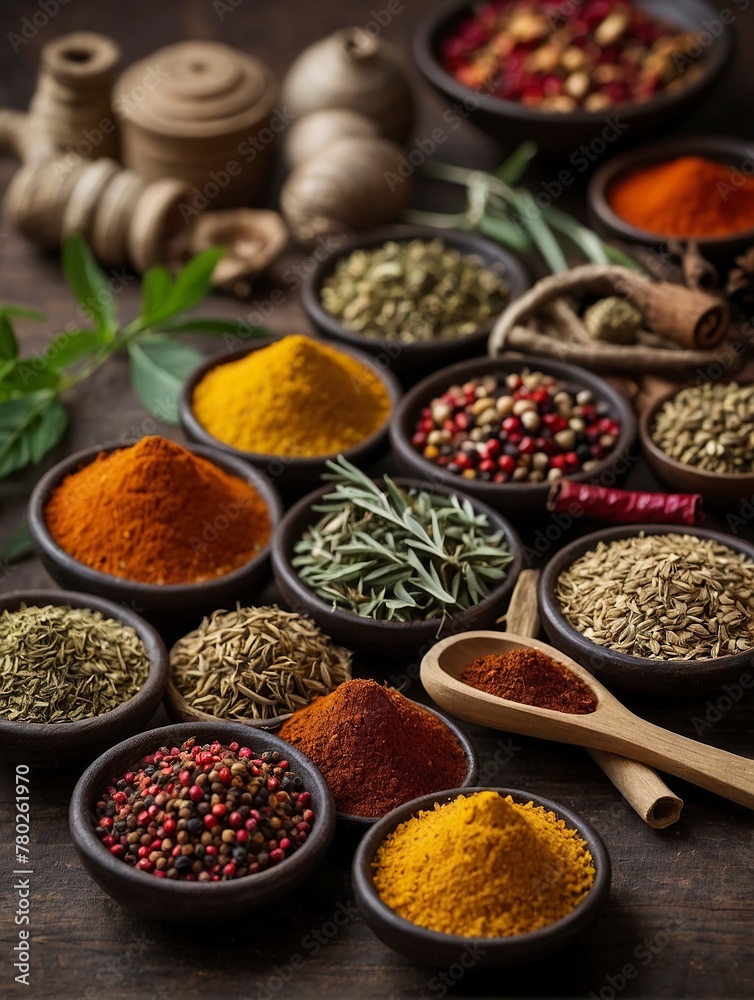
539 523 754 683
270 475 524 643
390 354 637 504
178 338 403 476
589 134 754 250
27 439 284 601
638 380 754 490
300 224 530 364
352 785 611 967
413 0 731 129
69 721 336 906
0 588 168 749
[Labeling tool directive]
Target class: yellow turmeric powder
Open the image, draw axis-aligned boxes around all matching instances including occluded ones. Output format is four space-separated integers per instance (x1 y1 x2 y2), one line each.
372 791 595 938
192 334 392 458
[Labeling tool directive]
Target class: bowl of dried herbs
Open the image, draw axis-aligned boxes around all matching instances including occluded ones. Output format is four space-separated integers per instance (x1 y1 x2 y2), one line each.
540 525 754 695
271 455 522 656
0 589 168 766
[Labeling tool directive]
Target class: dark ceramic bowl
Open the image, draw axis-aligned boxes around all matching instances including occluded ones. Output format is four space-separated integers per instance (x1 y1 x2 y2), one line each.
300 225 530 379
539 524 754 696
589 135 754 259
271 478 523 657
179 339 402 496
0 590 168 767
69 721 336 922
390 355 637 519
639 382 754 510
27 440 283 620
352 786 611 967
414 0 731 155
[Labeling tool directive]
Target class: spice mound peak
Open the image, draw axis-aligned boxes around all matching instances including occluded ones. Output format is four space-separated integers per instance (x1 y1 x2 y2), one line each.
44 435 271 585
191 334 392 458
373 791 595 938
278 678 467 817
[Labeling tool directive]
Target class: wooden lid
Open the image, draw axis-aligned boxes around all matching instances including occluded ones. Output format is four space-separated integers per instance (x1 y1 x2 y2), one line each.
114 42 277 138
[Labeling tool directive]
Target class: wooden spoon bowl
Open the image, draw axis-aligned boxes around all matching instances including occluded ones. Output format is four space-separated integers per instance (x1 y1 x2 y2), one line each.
421 630 754 811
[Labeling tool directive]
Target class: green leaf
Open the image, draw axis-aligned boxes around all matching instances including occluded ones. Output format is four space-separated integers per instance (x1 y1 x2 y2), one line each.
478 214 531 254
141 265 174 321
0 392 67 479
45 329 108 372
0 522 33 564
158 317 273 339
62 233 117 335
0 316 18 360
542 206 608 265
167 248 225 314
0 304 46 323
128 335 203 424
0 363 61 395
512 191 568 272
495 142 538 185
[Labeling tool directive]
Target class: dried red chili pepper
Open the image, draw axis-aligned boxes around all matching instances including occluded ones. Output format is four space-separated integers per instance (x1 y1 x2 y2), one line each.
547 479 703 525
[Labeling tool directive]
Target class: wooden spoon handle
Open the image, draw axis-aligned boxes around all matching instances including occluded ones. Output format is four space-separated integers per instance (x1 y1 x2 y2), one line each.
607 717 754 811
505 570 683 828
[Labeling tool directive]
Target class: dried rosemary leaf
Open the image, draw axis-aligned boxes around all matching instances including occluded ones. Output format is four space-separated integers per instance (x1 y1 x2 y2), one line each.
292 455 513 622
555 533 754 661
169 605 352 721
0 604 149 723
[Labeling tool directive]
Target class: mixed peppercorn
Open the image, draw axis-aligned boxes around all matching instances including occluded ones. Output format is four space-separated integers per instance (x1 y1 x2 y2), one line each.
412 370 621 483
94 739 315 881
440 0 699 112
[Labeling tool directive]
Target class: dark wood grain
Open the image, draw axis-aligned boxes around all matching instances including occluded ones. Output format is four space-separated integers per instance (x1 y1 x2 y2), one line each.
1 1 754 997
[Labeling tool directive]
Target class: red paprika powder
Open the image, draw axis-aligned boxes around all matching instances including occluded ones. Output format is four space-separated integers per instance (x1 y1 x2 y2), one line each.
460 648 597 714
276 679 467 817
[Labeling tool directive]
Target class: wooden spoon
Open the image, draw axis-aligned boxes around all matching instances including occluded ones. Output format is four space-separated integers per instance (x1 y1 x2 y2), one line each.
502 570 682 828
421 592 754 811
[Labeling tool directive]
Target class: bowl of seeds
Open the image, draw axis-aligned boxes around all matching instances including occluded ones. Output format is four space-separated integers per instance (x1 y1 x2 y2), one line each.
640 381 754 510
391 354 637 517
166 605 353 728
539 525 754 696
0 590 168 767
301 225 529 379
352 786 610 967
69 721 336 921
271 455 522 657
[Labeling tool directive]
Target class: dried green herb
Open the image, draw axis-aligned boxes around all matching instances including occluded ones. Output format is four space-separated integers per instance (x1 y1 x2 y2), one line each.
555 533 754 660
169 605 352 721
651 382 754 474
292 456 513 622
0 604 149 722
320 238 510 343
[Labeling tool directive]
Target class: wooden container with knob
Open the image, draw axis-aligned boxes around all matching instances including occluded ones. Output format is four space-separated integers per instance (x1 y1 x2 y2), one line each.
114 41 279 210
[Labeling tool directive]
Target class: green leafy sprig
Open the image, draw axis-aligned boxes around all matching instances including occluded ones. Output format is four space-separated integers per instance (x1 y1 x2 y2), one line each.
0 235 268 480
405 142 641 274
292 456 513 623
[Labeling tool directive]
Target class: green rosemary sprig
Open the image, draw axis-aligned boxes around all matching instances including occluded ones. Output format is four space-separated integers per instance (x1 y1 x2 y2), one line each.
404 144 643 275
292 456 513 622
0 234 269 480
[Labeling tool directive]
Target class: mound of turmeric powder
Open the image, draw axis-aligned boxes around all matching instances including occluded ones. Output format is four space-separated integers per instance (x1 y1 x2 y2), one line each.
372 791 595 938
191 334 392 458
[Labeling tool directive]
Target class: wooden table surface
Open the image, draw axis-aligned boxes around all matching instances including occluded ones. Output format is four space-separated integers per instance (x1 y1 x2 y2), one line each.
1 1 753 998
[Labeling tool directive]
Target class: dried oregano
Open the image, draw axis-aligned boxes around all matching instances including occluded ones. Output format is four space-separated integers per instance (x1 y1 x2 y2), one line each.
0 604 149 722
292 455 513 622
169 606 352 721
555 533 754 661
651 382 754 474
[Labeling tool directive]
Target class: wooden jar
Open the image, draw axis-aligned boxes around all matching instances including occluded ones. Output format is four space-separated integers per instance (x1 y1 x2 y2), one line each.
114 41 279 210
27 32 121 162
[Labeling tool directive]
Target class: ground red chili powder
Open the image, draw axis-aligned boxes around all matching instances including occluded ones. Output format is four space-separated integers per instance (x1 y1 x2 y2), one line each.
276 679 467 817
460 648 597 714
